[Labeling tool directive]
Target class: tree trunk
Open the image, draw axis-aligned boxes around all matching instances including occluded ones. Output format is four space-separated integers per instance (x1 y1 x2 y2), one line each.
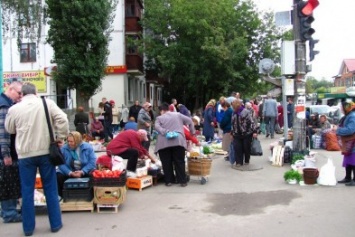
75 89 91 111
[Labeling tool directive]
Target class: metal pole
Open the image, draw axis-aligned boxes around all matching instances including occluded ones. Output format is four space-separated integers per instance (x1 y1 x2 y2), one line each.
0 0 3 93
293 0 307 152
281 76 289 139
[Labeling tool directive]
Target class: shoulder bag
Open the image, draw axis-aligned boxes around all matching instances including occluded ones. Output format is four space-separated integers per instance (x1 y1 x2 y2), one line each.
41 97 65 166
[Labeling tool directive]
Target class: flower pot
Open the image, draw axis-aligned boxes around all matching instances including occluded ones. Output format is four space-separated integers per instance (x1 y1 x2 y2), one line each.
287 179 297 185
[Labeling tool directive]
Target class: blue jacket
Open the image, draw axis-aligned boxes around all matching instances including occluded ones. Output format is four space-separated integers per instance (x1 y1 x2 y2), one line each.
57 142 96 176
219 107 233 134
215 102 225 123
0 93 16 161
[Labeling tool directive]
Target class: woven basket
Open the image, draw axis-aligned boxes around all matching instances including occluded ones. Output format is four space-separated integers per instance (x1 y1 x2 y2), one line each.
188 158 212 176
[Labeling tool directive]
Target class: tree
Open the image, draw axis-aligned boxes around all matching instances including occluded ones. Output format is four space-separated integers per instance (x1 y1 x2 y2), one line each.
142 0 282 109
46 0 118 109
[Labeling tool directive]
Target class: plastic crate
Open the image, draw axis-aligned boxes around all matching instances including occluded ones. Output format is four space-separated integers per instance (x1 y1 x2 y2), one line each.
91 170 127 187
62 188 93 203
64 178 91 189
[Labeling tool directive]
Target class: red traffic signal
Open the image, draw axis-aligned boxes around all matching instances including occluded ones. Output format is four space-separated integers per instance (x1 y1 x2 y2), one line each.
299 0 319 16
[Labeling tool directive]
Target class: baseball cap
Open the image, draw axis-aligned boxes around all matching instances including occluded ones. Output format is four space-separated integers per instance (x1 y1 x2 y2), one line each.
109 100 115 104
137 129 149 141
143 102 152 109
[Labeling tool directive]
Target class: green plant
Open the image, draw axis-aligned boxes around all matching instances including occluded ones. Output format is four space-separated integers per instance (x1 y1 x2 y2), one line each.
283 170 302 182
291 153 305 165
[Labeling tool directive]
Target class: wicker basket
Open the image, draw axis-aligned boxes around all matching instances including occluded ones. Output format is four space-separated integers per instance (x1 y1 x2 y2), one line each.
188 158 212 176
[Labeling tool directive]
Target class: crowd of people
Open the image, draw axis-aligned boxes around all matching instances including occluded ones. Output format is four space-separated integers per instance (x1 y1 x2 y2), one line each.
1 81 355 237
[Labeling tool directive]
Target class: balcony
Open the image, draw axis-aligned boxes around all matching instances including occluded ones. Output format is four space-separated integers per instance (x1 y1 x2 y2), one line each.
125 17 142 32
126 54 143 75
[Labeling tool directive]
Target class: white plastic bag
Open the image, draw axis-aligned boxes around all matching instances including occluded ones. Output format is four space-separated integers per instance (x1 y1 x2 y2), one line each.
317 159 336 186
111 155 125 171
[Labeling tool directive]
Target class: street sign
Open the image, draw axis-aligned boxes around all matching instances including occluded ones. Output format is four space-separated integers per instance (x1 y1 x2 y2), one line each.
275 11 292 26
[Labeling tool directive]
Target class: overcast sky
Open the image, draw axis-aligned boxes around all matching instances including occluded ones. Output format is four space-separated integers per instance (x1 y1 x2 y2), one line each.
252 0 355 81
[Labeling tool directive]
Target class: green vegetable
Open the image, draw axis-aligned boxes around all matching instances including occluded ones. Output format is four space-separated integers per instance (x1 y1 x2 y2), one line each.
203 146 214 154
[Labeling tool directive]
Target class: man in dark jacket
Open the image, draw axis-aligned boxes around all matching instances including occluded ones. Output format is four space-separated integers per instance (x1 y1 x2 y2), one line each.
74 106 89 135
101 97 113 142
0 81 23 223
129 100 142 122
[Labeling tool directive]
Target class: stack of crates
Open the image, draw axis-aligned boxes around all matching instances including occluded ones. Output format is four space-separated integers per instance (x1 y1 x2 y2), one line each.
63 178 93 203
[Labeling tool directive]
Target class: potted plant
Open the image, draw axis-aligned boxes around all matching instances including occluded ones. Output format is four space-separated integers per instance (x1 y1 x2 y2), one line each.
283 169 302 184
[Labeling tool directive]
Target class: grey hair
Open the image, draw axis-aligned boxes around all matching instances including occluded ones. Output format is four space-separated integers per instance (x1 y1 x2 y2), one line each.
22 83 37 96
245 102 252 108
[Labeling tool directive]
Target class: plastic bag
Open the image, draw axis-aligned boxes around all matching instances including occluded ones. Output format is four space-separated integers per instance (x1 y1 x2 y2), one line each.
250 138 263 156
112 155 125 171
317 159 336 186
166 131 179 139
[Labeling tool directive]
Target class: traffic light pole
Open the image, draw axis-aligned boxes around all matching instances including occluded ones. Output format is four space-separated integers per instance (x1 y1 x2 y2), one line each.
292 0 307 152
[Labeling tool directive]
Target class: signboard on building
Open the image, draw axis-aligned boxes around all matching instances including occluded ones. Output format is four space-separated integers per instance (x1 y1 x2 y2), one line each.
105 65 127 74
3 71 47 93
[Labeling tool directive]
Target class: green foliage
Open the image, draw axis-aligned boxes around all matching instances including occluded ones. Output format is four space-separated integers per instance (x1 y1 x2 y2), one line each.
1 0 46 47
306 76 333 94
291 153 305 165
46 0 118 107
283 169 302 182
142 0 282 108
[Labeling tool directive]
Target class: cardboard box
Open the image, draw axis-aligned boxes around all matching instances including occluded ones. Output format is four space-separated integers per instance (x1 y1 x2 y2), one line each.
93 186 126 205
126 175 153 191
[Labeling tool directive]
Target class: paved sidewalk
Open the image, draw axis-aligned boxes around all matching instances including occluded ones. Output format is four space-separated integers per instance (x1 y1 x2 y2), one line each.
1 133 353 237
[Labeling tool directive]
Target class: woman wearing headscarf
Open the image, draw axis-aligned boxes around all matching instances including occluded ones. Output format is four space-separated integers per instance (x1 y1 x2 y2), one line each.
155 103 195 187
336 101 355 186
231 99 257 167
56 132 96 197
203 99 216 142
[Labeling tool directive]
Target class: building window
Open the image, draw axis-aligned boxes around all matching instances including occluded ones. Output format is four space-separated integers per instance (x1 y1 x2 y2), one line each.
20 43 36 63
126 0 135 17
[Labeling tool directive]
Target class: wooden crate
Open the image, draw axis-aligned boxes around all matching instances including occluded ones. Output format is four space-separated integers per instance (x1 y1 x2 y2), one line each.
126 175 153 191
96 204 120 213
60 199 94 212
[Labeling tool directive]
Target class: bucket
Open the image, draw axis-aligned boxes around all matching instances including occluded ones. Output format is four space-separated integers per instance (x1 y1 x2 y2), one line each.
303 168 319 185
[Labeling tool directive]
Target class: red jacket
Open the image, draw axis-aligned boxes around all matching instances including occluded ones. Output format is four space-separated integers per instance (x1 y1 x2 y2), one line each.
184 126 199 145
106 130 148 157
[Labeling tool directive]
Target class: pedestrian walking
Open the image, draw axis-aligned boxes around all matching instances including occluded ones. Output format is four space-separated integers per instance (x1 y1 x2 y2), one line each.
5 83 69 236
129 100 142 123
262 93 278 138
101 97 113 142
0 81 23 224
203 99 216 142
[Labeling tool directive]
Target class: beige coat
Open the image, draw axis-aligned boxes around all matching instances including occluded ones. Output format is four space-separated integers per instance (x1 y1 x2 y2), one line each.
5 94 69 159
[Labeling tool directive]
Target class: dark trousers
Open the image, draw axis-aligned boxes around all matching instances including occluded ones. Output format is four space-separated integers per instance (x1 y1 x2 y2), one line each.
104 120 113 142
92 131 104 139
142 135 151 151
344 165 355 180
233 134 253 165
118 148 139 172
158 146 186 184
264 116 276 137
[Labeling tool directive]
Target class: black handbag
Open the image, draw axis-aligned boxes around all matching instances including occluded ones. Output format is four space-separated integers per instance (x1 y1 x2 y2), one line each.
0 161 21 201
42 97 65 166
250 138 263 156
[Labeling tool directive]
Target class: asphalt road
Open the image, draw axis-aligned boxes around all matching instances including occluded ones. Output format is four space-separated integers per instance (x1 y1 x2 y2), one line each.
1 133 354 237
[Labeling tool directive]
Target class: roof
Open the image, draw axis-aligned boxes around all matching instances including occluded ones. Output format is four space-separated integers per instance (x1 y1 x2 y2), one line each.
339 59 355 74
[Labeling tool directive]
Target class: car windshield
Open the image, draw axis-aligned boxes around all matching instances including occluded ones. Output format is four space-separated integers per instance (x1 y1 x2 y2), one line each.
310 106 330 115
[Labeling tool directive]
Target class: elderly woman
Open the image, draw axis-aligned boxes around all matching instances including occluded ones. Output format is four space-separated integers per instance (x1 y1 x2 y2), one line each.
231 99 257 167
90 117 105 140
203 99 216 142
155 102 195 187
56 132 96 197
336 101 355 186
220 97 236 160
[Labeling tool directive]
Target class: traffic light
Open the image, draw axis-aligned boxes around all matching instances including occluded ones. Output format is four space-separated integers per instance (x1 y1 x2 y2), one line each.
309 38 319 61
297 0 319 41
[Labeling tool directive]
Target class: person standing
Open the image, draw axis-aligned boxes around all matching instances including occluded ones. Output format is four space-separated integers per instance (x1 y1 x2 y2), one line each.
110 100 120 134
154 102 195 187
262 93 278 139
129 100 142 123
220 97 235 161
336 101 355 186
73 106 89 135
0 81 23 224
120 104 130 129
287 97 294 129
231 99 257 167
203 99 216 142
5 83 69 236
101 97 113 142
169 98 177 112
137 102 153 150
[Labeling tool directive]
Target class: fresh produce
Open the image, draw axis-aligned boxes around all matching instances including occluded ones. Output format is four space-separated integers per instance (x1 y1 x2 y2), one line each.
92 169 122 178
202 145 214 154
